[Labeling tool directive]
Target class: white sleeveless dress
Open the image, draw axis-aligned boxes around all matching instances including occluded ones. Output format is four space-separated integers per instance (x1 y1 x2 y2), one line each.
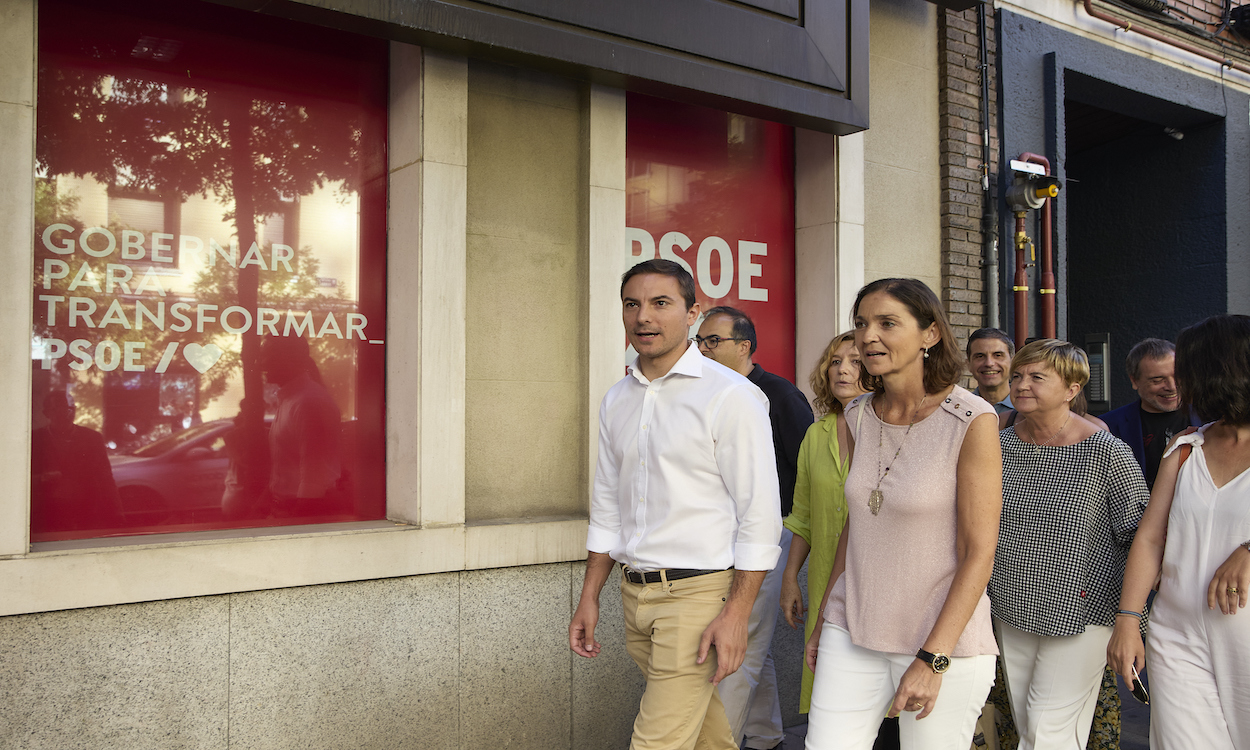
1146 424 1250 749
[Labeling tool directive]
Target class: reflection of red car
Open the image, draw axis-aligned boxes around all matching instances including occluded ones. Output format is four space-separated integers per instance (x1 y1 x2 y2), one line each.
108 419 240 524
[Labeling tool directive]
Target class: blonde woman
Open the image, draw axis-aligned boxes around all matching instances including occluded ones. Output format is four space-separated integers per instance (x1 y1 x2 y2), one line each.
990 339 1147 749
779 331 867 714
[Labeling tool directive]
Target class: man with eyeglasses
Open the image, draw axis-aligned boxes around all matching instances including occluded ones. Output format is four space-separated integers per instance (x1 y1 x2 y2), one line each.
698 306 813 750
569 261 782 750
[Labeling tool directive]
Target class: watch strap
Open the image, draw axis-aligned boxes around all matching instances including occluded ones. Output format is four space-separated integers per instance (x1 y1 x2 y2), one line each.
916 647 949 673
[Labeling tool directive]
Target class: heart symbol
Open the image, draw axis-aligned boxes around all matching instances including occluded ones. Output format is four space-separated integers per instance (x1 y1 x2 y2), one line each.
183 343 223 374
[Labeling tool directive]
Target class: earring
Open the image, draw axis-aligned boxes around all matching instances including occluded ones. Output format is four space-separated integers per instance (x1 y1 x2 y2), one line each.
923 347 930 360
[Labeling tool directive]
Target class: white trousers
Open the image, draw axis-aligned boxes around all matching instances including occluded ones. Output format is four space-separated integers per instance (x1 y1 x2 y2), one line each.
718 528 790 749
805 622 995 750
996 620 1112 750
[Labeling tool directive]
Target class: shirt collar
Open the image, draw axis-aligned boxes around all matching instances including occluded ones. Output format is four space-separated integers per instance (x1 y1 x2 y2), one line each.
628 340 705 385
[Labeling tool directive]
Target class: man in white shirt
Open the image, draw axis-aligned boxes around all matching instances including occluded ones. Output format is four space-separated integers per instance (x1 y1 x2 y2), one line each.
569 259 783 750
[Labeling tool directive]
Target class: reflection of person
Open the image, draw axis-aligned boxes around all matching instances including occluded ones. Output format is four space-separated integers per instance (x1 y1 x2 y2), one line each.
697 305 813 750
31 389 121 532
967 328 1015 414
805 279 1001 750
260 336 341 514
989 340 1147 750
221 397 270 520
568 259 782 750
1101 338 1200 488
1108 314 1250 749
778 332 865 714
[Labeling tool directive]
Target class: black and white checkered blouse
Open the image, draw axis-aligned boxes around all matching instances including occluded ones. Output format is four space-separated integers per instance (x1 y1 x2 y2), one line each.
989 428 1149 637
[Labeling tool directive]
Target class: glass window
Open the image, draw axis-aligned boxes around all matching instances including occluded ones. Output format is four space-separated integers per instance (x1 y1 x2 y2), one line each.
625 93 797 380
31 0 389 542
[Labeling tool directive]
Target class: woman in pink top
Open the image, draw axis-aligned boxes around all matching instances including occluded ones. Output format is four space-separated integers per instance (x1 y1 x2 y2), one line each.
804 279 1003 750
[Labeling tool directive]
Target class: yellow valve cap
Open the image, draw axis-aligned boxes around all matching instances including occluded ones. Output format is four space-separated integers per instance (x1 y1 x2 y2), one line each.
1035 184 1059 199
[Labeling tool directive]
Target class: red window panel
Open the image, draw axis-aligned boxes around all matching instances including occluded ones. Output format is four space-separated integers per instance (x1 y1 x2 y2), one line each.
31 0 388 541
626 92 797 381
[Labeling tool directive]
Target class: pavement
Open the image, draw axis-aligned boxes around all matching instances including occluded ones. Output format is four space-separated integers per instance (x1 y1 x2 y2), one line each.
774 675 1151 750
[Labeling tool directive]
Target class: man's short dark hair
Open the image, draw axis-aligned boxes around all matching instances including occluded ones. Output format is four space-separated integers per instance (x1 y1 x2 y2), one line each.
966 328 1015 359
1126 338 1176 380
702 306 757 355
621 259 697 310
1176 315 1250 425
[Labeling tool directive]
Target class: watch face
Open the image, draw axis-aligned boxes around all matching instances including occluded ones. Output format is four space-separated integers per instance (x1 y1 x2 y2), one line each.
932 654 951 673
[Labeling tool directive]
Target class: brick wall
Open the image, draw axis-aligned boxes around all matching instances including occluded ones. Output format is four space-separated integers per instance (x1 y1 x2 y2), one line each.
938 7 997 361
1170 0 1223 29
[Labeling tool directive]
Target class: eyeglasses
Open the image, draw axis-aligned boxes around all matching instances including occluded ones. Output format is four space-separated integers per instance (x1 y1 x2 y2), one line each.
693 335 746 350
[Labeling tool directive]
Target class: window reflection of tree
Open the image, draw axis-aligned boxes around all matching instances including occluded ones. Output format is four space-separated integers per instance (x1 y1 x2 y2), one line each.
35 61 370 450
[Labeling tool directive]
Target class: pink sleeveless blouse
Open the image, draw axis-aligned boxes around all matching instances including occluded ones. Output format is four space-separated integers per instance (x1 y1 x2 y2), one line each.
823 384 999 657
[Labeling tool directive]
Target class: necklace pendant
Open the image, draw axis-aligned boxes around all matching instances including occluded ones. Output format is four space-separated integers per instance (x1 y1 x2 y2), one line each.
868 489 884 515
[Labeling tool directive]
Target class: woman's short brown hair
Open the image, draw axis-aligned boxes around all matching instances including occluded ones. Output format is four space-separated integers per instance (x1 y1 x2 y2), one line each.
1176 314 1250 425
810 331 858 416
1010 339 1090 389
851 278 964 395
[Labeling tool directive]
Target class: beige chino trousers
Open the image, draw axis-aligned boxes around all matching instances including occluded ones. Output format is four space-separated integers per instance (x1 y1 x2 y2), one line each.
621 568 737 750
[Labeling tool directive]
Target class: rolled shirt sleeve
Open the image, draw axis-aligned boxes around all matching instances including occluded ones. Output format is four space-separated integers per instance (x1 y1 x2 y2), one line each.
714 382 783 571
587 397 622 555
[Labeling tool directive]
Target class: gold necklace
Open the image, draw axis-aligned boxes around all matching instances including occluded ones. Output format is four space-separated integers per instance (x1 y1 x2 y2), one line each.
1028 412 1071 452
869 394 928 515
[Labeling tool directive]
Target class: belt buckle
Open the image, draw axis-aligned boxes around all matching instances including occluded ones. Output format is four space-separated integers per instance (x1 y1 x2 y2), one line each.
623 564 656 585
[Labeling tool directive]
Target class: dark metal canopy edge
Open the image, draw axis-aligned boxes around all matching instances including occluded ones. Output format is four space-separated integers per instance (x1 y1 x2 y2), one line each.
205 0 869 134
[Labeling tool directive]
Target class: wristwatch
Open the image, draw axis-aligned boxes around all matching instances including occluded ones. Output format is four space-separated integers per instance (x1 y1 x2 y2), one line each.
916 648 951 674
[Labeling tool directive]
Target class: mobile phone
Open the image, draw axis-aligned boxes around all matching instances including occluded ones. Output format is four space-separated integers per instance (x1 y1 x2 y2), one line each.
1129 664 1149 704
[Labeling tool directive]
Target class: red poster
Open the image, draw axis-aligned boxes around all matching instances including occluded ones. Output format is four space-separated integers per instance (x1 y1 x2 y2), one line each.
626 93 797 381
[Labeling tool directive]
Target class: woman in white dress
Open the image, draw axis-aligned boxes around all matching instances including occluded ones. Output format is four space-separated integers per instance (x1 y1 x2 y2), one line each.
1107 314 1250 749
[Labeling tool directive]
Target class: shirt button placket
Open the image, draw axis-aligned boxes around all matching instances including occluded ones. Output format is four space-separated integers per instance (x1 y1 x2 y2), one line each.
634 383 656 561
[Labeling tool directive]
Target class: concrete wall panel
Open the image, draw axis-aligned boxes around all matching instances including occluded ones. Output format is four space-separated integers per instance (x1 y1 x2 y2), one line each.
460 564 573 749
570 565 645 750
466 377 584 518
0 597 229 749
465 61 587 523
0 0 35 557
863 0 941 287
227 576 460 750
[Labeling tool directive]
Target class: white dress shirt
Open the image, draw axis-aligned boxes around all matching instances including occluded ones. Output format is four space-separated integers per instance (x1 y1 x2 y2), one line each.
587 343 782 572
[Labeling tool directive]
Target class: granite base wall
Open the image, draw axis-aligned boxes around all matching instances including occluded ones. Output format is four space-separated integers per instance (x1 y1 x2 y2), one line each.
0 562 808 749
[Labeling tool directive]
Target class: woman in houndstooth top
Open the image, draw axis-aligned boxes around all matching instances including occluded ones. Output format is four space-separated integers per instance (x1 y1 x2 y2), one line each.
989 339 1148 750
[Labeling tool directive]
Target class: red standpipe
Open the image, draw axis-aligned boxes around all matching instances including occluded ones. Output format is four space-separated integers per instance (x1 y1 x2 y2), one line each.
1013 212 1029 347
1019 152 1056 340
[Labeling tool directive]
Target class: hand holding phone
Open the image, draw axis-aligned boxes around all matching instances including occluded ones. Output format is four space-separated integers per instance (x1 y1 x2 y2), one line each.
1129 664 1149 704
